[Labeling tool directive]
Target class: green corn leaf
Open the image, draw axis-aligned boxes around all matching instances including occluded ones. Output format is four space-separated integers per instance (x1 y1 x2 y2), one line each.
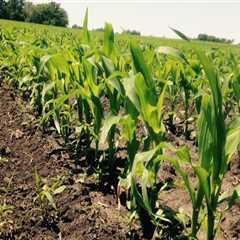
100 114 121 145
194 166 210 204
156 46 188 64
41 82 55 105
130 42 154 92
132 148 159 176
84 60 101 97
196 49 226 180
39 55 52 76
101 56 115 77
156 83 167 126
119 115 136 142
19 75 32 88
53 112 61 135
134 73 156 106
196 49 222 111
197 95 213 169
230 53 240 98
135 73 160 133
141 169 153 214
106 71 125 96
104 22 114 57
170 27 190 41
131 176 146 210
53 186 66 195
130 147 160 215
175 146 191 164
47 53 70 77
83 8 91 44
44 191 56 210
121 75 140 112
225 116 240 162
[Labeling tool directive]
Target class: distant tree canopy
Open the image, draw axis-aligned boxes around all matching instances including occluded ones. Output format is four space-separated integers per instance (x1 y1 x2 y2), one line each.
0 1 69 27
27 2 68 27
0 0 25 21
0 0 8 19
93 27 104 32
72 24 82 29
123 29 141 36
72 25 104 32
197 33 233 44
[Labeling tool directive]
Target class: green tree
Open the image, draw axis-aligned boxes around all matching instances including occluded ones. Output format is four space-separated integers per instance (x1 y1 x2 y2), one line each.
0 0 8 19
197 33 233 44
29 2 68 27
123 29 141 36
7 0 25 21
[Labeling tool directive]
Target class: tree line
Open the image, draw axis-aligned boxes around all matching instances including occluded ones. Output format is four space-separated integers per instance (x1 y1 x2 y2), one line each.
0 0 68 27
122 29 141 36
196 33 233 44
0 2 235 43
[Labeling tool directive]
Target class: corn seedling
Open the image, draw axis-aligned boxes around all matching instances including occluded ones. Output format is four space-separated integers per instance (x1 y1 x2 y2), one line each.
34 169 66 218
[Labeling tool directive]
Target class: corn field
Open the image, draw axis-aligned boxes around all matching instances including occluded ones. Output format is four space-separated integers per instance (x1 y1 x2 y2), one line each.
0 11 240 240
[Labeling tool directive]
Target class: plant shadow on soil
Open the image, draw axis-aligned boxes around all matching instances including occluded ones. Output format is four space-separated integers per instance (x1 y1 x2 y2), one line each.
0 84 239 240
0 85 143 240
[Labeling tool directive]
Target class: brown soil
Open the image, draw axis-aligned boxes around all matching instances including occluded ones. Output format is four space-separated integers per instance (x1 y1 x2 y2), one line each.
0 84 239 240
0 86 141 240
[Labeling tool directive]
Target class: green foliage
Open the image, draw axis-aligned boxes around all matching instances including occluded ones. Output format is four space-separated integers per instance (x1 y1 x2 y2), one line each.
0 1 68 26
0 0 25 21
34 169 66 212
197 33 233 44
122 29 141 36
0 0 8 19
27 2 68 27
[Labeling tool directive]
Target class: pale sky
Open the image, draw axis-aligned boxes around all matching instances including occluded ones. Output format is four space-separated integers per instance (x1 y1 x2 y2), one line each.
31 1 240 43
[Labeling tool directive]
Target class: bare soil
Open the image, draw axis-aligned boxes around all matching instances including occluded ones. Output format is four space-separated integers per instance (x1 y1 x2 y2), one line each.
0 86 141 240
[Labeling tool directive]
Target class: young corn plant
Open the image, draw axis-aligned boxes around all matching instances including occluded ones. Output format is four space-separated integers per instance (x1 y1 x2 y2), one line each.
34 169 66 219
100 41 166 172
192 50 240 239
161 29 240 239
156 47 198 139
100 41 170 238
229 53 240 114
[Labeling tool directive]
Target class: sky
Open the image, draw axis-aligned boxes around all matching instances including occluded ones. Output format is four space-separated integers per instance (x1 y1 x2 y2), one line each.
31 0 240 42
